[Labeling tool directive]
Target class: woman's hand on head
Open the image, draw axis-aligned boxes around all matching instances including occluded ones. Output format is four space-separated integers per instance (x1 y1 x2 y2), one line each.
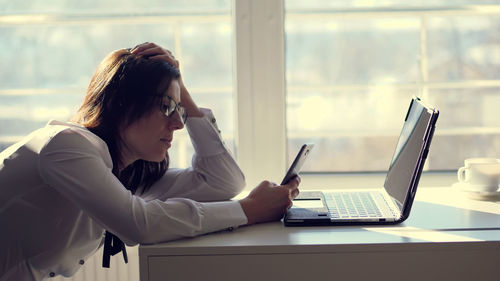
131 42 179 69
239 176 301 225
130 42 204 118
130 42 186 90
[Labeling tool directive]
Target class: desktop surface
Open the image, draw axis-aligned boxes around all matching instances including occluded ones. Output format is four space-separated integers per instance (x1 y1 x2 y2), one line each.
139 187 500 281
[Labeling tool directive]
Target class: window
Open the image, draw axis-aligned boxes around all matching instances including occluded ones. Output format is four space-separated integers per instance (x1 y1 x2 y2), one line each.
2 0 500 187
285 1 500 173
0 0 234 169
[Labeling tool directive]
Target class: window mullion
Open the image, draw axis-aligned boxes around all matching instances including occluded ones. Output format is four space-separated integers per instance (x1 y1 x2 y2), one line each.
234 0 286 188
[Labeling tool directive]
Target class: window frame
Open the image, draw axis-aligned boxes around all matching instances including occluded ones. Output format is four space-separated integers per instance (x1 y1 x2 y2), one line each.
2 1 497 189
233 0 500 188
233 0 287 188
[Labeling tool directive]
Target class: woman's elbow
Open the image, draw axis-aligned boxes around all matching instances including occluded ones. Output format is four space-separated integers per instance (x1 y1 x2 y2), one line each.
225 171 246 198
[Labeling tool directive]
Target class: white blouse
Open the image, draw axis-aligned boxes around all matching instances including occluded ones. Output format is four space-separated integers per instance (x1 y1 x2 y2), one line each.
0 109 247 281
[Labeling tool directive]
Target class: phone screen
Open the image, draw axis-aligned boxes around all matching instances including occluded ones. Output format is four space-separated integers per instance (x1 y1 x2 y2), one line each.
281 144 314 185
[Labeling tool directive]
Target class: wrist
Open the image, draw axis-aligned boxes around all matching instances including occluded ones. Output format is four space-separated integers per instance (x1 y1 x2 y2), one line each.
238 198 256 225
179 82 204 118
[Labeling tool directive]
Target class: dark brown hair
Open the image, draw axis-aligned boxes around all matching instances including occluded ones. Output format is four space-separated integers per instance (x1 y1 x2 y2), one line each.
73 49 180 194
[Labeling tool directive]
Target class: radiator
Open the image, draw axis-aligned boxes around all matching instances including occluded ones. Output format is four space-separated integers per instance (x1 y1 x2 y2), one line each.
53 246 139 281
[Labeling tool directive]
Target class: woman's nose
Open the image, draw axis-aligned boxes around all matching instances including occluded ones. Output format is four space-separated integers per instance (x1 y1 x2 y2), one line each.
168 111 184 130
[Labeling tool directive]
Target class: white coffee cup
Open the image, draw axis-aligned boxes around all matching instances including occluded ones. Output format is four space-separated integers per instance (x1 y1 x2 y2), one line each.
457 158 500 192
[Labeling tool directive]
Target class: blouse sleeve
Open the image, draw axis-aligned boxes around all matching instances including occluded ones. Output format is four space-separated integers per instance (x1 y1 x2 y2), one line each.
140 108 246 202
38 121 247 245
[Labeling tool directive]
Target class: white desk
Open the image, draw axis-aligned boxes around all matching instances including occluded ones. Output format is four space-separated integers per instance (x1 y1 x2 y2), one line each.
139 188 500 281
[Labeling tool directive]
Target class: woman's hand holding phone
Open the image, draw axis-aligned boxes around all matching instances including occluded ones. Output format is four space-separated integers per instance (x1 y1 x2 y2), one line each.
239 176 301 225
239 144 313 225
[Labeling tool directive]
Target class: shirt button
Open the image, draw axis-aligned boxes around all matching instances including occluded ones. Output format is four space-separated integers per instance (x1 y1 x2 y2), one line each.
211 117 216 124
49 272 55 277
79 259 85 265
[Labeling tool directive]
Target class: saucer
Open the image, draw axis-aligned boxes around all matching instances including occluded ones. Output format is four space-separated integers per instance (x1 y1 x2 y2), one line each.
452 182 500 201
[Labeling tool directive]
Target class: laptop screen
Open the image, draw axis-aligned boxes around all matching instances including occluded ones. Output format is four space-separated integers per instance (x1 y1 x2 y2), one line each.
383 99 433 212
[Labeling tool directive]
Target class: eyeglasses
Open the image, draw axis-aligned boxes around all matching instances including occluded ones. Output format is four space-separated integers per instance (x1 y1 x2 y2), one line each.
160 96 187 123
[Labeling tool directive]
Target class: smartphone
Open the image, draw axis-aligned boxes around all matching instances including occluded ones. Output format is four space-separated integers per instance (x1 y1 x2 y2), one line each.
281 144 314 185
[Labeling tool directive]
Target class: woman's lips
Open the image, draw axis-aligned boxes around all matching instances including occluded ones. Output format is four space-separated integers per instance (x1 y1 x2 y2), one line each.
160 138 172 148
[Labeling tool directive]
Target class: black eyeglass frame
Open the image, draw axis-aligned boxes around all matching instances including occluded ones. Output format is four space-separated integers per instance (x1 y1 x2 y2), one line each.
160 96 188 123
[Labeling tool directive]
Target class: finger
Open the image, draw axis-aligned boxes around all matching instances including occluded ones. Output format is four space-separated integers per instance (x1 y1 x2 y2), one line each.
263 180 278 187
133 46 165 57
286 196 294 210
284 184 299 200
284 177 300 198
284 176 301 189
130 42 155 54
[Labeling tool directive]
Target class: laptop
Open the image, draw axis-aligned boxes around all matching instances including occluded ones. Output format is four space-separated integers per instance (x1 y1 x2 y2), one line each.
284 97 439 226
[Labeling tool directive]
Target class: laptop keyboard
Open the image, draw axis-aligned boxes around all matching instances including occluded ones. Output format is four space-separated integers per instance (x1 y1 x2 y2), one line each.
324 192 383 219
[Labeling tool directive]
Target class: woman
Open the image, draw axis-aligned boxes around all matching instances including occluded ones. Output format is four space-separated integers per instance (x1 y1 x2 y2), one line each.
0 42 300 281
